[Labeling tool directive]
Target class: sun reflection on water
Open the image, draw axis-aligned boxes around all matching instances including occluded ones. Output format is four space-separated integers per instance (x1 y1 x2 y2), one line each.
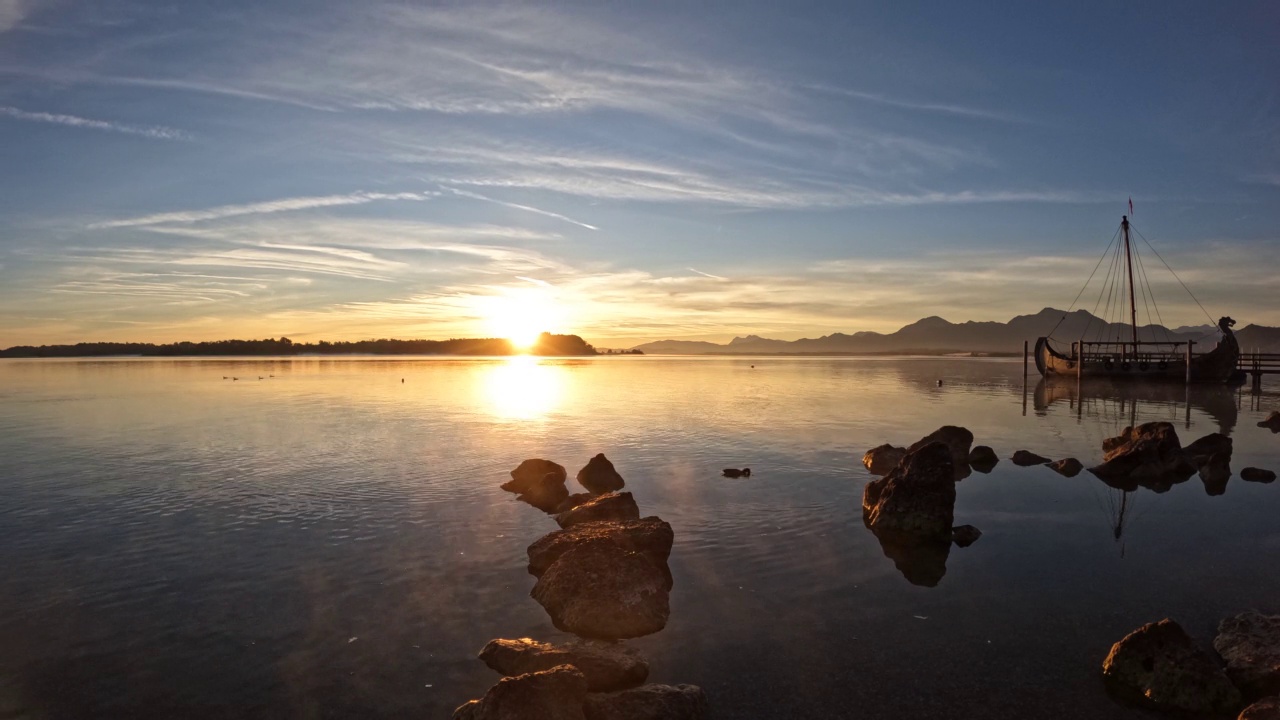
482 356 565 420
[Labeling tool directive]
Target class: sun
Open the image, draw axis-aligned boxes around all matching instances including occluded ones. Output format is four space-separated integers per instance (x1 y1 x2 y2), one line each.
479 287 565 351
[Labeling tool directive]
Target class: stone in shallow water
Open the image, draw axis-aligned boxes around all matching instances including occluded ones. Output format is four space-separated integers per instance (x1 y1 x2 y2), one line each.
862 444 906 475
505 459 567 494
1047 457 1083 477
951 524 982 547
1091 422 1198 490
1012 450 1051 466
555 492 597 514
906 425 974 468
453 664 588 720
968 445 999 471
554 492 640 529
527 517 674 582
1242 468 1278 483
1101 618 1241 715
583 683 710 720
516 472 570 512
1214 612 1280 699
862 442 955 541
577 453 625 494
1185 432 1233 466
531 542 670 639
479 638 649 692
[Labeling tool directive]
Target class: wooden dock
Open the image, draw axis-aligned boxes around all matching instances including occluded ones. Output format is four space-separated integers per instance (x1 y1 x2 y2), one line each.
1240 352 1280 392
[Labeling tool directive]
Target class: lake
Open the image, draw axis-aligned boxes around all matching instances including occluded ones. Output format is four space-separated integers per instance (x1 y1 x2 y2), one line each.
1 356 1278 719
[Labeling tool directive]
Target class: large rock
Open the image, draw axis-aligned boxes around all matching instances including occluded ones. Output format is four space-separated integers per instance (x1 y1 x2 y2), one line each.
1012 450 1050 466
1240 696 1280 720
583 684 709 720
862 444 906 475
505 459 568 494
1242 468 1278 483
517 472 570 513
968 445 999 472
578 454 625 494
1091 422 1198 490
1185 433 1234 466
528 518 674 581
906 426 974 468
1101 618 1241 715
1215 612 1280 699
555 493 597 513
531 543 670 639
555 492 641 529
453 664 588 720
479 638 648 692
1047 458 1083 477
862 442 955 541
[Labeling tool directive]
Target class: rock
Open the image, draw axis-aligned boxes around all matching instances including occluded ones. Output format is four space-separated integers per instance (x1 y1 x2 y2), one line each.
1047 457 1083 477
906 425 974 468
862 444 906 475
555 493 597 513
1239 696 1280 720
1091 422 1198 489
1101 618 1241 715
517 472 570 513
453 664 588 720
527 518 674 581
479 638 648 692
555 492 641 529
1214 612 1280 699
862 442 956 541
578 454 625 494
1259 411 1280 432
1242 468 1278 483
721 468 750 478
531 542 670 639
968 445 999 471
505 459 568 494
583 684 709 720
1012 450 1051 466
1200 453 1232 496
1185 433 1234 466
951 524 982 547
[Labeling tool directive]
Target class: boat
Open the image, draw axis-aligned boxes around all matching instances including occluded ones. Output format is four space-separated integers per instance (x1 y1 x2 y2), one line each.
1034 215 1240 384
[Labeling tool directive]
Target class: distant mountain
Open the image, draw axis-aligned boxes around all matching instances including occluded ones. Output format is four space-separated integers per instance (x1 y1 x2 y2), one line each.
630 309 1278 355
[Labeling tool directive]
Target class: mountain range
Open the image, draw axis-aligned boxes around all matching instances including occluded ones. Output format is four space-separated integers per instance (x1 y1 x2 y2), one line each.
630 308 1280 355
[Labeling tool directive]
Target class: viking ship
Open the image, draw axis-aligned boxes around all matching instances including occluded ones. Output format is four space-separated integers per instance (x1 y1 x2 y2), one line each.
1034 215 1240 384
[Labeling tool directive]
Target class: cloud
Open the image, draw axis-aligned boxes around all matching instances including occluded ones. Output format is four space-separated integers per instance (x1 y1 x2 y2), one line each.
445 187 599 230
0 105 189 140
688 268 727 280
88 191 438 229
0 0 27 32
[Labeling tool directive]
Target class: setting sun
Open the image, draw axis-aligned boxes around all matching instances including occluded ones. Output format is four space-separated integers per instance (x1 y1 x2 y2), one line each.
477 286 567 350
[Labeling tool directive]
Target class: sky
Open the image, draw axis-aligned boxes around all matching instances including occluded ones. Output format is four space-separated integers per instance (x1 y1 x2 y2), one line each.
1 1 1278 347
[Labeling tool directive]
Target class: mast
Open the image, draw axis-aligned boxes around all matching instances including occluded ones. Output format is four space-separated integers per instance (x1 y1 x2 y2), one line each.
1122 215 1138 345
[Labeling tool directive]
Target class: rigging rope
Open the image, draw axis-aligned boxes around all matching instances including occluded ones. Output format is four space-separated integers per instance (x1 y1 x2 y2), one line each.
1130 224 1218 327
1048 225 1121 340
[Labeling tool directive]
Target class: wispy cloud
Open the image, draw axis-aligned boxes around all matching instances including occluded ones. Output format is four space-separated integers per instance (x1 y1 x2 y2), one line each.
445 187 599 230
688 268 727 280
0 0 28 33
89 191 438 229
804 83 1023 123
0 105 189 140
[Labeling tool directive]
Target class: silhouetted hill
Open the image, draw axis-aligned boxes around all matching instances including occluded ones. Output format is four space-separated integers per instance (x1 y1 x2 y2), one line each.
0 333 598 358
631 308 1271 355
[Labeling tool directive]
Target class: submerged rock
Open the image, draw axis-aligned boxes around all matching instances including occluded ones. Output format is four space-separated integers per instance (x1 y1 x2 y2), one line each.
1091 422 1198 490
968 445 999 472
555 492 641 529
1242 468 1278 483
862 444 906 476
1214 612 1280 699
1101 618 1241 715
578 454 625 494
583 684 710 720
906 426 974 468
1012 450 1051 466
1047 457 1083 477
505 459 568 494
951 524 982 547
517 472 571 513
453 664 588 720
527 517 674 582
531 542 670 639
1239 696 1280 720
862 442 956 541
479 638 648 693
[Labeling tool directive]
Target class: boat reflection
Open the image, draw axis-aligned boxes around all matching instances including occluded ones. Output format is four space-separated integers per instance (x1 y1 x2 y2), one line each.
1033 377 1238 434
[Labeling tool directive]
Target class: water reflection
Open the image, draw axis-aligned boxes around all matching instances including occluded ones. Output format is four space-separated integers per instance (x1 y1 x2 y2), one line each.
481 356 566 420
1033 377 1238 434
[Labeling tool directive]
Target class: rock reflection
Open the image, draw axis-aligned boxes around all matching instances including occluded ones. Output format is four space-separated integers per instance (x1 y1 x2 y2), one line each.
868 527 951 587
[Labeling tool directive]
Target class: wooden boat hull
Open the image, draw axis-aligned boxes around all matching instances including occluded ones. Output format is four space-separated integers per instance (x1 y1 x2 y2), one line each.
1034 334 1239 384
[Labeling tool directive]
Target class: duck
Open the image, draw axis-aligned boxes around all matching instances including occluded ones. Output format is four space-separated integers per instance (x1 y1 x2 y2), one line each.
722 467 751 478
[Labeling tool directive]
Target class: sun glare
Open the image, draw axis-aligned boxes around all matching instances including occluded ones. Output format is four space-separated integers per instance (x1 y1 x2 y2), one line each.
483 356 565 420
479 288 566 351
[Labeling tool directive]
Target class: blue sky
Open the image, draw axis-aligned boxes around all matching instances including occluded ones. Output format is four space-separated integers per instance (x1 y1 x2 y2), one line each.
1 0 1277 346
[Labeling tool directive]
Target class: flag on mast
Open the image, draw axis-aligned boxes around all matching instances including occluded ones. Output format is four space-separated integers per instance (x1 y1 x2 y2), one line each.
1128 197 1133 215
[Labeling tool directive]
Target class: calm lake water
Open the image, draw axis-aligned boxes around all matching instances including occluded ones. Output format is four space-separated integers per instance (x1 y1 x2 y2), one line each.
1 356 1278 719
